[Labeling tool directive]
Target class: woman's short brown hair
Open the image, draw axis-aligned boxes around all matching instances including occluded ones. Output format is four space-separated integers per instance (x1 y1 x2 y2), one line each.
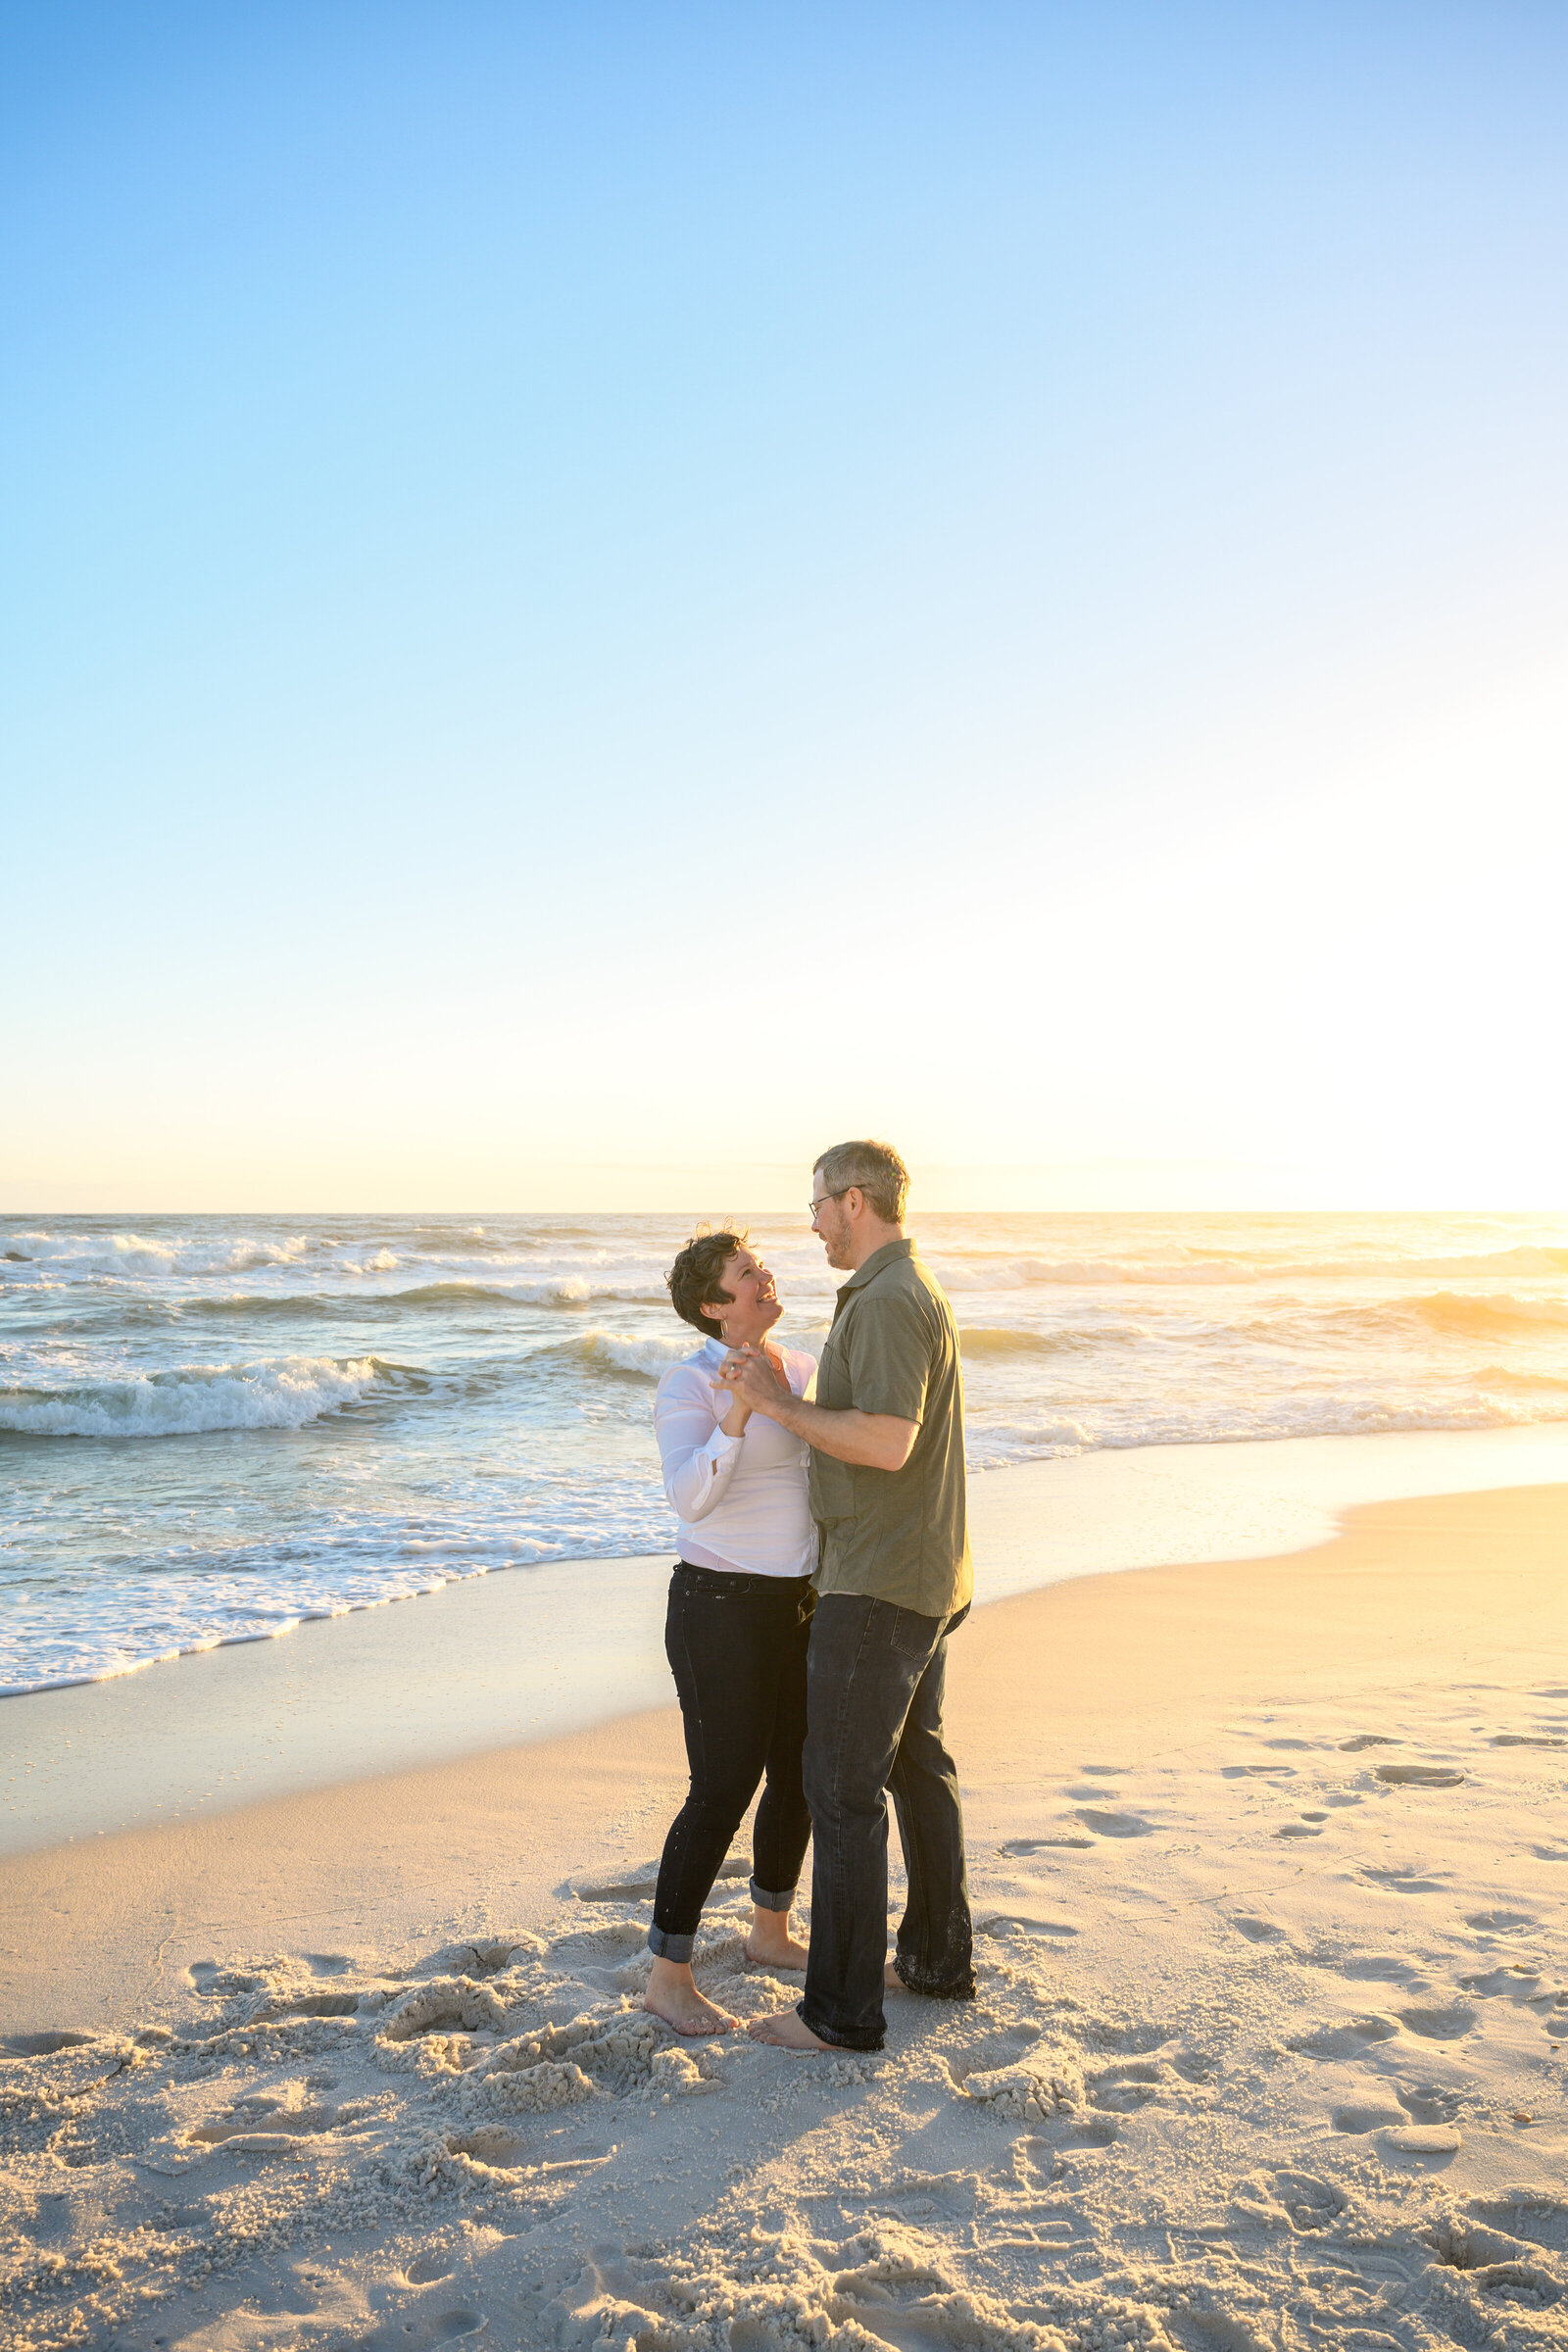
665 1226 747 1341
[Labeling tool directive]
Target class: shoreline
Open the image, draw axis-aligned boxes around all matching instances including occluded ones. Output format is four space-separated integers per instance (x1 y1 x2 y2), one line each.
5 1420 1568 1859
2 1480 1565 2348
10 1417 1568 1708
1 1474 1563 2032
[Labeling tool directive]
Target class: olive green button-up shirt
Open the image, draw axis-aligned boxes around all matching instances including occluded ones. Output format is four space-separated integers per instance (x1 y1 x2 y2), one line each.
808 1237 972 1619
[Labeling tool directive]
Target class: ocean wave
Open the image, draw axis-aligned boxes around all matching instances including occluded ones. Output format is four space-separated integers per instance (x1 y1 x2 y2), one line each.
0 1230 316 1280
963 1388 1568 1469
956 1325 1130 1357
545 1330 703 1379
157 1278 670 1318
394 1278 668 1309
1406 1291 1568 1337
0 1355 416 1439
927 1245 1568 1289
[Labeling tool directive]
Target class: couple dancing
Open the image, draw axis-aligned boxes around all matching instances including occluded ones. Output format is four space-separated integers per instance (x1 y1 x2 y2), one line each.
647 1138 973 2054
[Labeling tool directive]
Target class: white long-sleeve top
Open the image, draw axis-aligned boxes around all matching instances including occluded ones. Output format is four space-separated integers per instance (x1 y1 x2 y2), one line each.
654 1337 817 1577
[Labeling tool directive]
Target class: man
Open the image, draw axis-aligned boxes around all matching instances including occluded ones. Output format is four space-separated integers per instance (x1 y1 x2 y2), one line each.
717 1138 974 2052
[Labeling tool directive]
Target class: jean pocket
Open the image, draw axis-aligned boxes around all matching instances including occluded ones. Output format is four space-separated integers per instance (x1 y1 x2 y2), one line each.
888 1603 940 1661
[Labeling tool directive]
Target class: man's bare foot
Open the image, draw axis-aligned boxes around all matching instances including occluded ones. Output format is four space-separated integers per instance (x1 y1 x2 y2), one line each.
746 2005 834 2051
644 1958 738 2037
746 1926 809 1971
884 1958 907 1991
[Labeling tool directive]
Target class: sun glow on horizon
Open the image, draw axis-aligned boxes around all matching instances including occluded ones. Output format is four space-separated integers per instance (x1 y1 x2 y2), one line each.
2 8 1564 1213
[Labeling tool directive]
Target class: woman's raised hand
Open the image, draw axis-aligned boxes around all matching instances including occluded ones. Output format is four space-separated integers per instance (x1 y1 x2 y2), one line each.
717 1343 790 1423
711 1351 753 1438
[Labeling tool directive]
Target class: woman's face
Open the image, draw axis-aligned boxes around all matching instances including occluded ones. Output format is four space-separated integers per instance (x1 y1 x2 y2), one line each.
706 1247 783 1345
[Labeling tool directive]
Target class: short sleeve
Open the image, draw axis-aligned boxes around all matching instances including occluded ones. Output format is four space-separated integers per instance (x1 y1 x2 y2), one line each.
843 1291 931 1425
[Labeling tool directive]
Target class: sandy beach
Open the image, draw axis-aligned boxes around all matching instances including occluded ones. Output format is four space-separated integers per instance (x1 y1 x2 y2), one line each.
3 1476 1565 2350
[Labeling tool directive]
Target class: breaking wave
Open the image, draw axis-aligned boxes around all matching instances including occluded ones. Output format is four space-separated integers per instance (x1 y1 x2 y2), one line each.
956 1325 1135 1356
0 1230 315 1280
1406 1291 1568 1337
0 1355 416 1439
546 1330 706 1380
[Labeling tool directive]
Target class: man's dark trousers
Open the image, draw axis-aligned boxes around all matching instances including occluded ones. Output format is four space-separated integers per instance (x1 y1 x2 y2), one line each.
797 1592 975 2050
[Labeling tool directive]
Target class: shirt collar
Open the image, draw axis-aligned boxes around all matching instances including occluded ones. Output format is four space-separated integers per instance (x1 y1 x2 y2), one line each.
700 1335 728 1362
839 1236 915 1295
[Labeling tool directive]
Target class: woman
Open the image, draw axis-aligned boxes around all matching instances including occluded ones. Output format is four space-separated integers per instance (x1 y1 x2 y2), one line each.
646 1226 817 2036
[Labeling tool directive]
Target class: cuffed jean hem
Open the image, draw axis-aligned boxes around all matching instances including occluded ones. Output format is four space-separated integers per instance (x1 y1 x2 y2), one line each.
795 2000 884 2053
647 1926 695 1962
750 1880 797 1913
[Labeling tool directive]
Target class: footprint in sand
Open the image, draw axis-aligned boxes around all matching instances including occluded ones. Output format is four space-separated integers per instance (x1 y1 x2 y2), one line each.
977 1908 1080 1939
1396 2081 1464 2124
1288 2015 1399 2059
1277 1819 1325 1838
1491 1733 1567 1748
443 2125 532 2170
1073 1808 1153 1839
1331 2101 1407 2132
188 2095 372 2151
1000 1835 1096 1854
1361 1865 1448 1893
573 1873 659 1902
1457 1965 1544 2001
438 1938 540 1977
1339 1735 1401 1752
1086 2058 1169 2113
1230 1916 1287 1943
572 1850 747 1905
1464 1907 1537 1934
1466 2192 1568 2253
1396 1999 1477 2041
1232 2168 1346 2232
1 2030 98 2058
1375 1764 1464 1788
1338 1955 1417 1983
405 2252 458 2284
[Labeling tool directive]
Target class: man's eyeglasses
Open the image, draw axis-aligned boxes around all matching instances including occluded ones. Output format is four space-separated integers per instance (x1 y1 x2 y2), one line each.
808 1189 851 1221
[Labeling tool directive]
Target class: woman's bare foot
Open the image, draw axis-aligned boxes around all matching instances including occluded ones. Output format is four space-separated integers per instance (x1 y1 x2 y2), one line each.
746 1904 808 1971
643 1957 738 2037
746 2005 833 2050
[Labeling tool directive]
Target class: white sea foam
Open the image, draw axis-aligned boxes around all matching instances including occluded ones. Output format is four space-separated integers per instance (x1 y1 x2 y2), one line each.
5 1207 1566 1696
0 1355 393 1438
0 1230 315 1279
562 1330 702 1379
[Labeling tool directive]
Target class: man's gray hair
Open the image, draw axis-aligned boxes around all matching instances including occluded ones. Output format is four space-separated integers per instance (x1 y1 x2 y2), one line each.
813 1139 909 1227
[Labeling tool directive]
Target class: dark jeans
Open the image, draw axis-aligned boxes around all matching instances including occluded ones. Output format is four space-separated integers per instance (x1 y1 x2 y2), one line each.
649 1563 813 1962
798 1592 974 2050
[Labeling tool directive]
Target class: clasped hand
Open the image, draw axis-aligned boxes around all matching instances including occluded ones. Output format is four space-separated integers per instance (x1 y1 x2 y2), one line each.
713 1342 789 1418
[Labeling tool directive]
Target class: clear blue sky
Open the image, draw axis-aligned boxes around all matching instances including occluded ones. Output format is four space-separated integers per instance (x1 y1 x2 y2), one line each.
5 3 1565 1208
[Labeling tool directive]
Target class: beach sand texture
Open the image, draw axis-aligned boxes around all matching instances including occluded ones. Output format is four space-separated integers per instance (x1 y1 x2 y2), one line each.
2 1485 1566 2350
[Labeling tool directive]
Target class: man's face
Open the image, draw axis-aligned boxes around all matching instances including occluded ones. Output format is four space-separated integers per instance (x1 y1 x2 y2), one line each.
810 1169 855 1269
